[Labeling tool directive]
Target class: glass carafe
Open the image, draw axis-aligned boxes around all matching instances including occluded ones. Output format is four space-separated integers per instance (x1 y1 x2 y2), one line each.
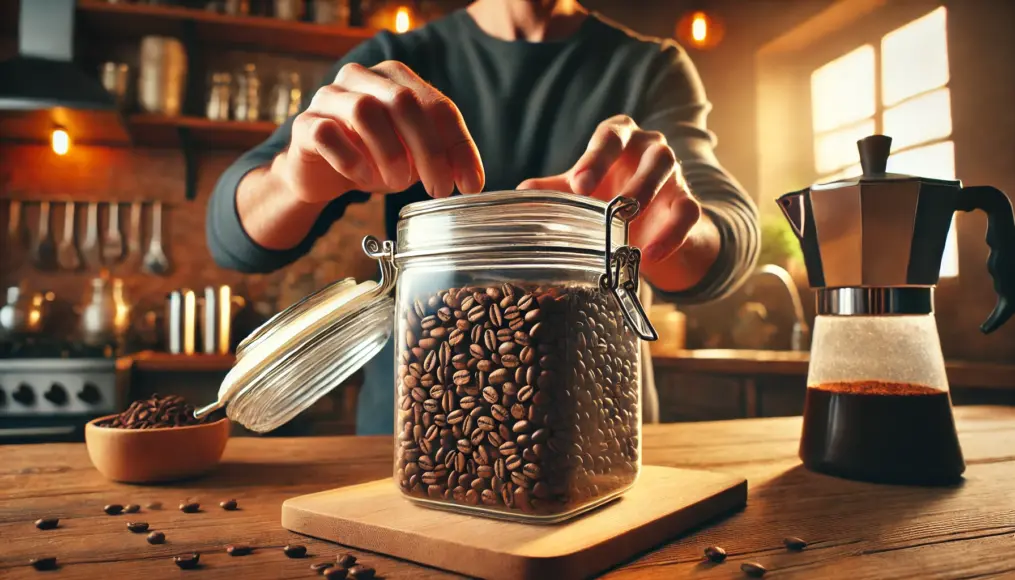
800 313 964 485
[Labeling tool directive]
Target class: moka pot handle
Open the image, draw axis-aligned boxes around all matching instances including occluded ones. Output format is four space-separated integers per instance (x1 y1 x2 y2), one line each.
956 186 1015 333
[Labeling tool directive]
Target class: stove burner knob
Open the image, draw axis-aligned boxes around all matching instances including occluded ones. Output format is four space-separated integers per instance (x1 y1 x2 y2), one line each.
0 387 6 407
44 383 69 406
78 383 103 405
13 384 35 406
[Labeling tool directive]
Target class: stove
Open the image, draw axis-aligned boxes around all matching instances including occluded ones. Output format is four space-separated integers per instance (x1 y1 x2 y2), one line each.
0 339 123 442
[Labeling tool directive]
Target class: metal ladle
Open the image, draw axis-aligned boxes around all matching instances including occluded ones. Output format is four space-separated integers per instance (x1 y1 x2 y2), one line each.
80 202 103 269
101 201 123 264
141 201 170 276
30 201 57 271
57 201 81 271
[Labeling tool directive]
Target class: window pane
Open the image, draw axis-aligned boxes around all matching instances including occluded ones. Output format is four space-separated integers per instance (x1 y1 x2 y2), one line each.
939 216 959 278
814 119 875 175
882 7 949 107
811 45 876 133
882 87 952 150
886 140 955 179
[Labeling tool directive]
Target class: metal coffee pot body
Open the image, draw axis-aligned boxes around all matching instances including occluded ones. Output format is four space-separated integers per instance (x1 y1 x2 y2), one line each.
777 135 1015 333
778 134 1015 486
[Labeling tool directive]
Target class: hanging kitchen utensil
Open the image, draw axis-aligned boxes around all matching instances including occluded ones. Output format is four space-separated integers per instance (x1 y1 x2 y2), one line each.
101 201 124 264
141 201 170 276
123 201 144 271
81 202 103 269
57 201 81 271
8 199 31 249
30 201 57 271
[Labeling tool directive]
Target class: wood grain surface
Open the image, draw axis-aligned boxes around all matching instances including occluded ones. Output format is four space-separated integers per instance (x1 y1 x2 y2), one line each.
2 406 1014 579
282 466 747 580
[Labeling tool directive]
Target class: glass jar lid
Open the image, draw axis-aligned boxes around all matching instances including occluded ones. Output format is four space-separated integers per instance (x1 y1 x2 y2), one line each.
196 193 656 433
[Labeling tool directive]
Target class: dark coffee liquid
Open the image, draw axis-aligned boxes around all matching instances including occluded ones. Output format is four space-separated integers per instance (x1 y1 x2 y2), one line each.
800 381 965 485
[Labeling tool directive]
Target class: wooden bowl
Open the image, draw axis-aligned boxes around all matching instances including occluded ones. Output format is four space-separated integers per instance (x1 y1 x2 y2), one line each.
85 415 231 484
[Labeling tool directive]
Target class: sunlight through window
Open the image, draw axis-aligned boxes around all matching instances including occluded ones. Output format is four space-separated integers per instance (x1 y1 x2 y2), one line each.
881 7 949 107
810 45 876 134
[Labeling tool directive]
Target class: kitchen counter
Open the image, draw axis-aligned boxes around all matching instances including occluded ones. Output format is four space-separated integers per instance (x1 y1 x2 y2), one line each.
2 406 1014 578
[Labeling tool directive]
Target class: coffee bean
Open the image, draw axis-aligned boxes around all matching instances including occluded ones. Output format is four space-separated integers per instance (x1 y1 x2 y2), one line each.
34 518 59 530
147 531 166 544
336 553 357 567
741 562 767 577
511 403 526 420
506 454 523 471
348 565 376 579
146 501 163 510
704 546 727 563
228 545 253 556
517 294 534 310
311 561 334 573
219 499 238 511
284 544 308 558
30 557 58 571
174 553 200 569
477 416 496 431
784 536 807 551
491 404 508 422
127 521 150 533
324 567 349 579
180 502 200 513
104 504 124 515
124 504 141 514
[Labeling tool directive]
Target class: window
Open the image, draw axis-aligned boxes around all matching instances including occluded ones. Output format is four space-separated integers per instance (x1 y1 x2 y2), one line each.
809 7 957 277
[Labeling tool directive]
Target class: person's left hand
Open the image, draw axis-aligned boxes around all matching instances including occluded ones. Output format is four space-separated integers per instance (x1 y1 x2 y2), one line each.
517 115 702 263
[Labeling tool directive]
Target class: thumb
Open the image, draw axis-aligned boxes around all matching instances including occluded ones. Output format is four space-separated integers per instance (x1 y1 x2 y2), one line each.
517 174 573 192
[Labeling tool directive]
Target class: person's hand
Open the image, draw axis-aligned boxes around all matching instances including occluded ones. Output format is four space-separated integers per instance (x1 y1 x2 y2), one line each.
518 115 702 263
281 61 485 203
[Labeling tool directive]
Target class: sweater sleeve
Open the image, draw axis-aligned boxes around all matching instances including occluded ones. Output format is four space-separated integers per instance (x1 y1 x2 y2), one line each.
635 42 760 304
205 34 395 274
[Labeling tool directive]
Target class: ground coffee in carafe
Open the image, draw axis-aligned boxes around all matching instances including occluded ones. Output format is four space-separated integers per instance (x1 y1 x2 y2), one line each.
799 381 965 485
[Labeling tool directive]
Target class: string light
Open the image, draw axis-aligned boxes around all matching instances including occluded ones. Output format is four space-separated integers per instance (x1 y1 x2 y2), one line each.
395 6 411 33
51 126 70 156
677 10 725 50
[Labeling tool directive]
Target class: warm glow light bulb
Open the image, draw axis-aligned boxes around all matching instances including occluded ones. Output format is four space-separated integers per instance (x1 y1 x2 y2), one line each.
395 7 411 33
51 128 70 156
691 12 708 43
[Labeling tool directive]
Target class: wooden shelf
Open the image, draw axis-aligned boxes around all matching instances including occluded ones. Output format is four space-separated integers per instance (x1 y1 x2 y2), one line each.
76 0 377 59
118 350 236 373
128 114 278 149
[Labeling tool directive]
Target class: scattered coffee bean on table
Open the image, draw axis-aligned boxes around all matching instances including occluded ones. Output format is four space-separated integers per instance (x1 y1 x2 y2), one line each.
227 545 253 556
147 531 166 545
34 518 58 530
146 501 163 510
336 553 357 567
179 502 200 513
310 562 334 573
395 284 640 517
783 536 807 551
283 544 307 558
219 499 238 511
30 556 58 571
704 545 727 563
741 562 767 577
174 553 200 570
324 567 349 579
347 565 376 580
126 522 149 533
124 504 140 514
104 504 124 515
97 394 218 429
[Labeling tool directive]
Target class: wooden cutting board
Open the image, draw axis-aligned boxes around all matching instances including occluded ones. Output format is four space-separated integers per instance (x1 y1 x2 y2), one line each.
282 465 747 580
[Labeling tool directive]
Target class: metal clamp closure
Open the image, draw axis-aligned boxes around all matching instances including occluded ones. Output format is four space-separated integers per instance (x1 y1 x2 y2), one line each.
600 197 658 341
362 235 397 297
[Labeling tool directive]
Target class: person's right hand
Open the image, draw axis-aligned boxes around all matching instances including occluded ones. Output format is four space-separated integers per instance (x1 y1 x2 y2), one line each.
280 60 485 203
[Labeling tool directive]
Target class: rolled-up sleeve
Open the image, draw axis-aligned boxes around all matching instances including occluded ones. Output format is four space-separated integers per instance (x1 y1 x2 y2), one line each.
636 42 760 304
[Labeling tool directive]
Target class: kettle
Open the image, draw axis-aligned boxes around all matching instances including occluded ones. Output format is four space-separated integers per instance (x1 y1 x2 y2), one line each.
778 134 1015 485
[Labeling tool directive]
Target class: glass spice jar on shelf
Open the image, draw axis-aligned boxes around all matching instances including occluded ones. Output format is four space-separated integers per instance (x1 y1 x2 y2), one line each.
197 191 658 524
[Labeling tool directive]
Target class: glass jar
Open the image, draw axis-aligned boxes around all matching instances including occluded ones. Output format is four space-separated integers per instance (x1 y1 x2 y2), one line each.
197 191 657 523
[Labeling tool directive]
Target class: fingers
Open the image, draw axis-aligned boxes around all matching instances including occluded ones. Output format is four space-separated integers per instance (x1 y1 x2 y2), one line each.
568 115 637 195
288 112 369 198
517 174 572 192
618 142 677 211
641 186 702 263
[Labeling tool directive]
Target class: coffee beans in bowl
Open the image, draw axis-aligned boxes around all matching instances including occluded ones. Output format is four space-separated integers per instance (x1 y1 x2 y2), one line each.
85 394 230 484
394 283 641 522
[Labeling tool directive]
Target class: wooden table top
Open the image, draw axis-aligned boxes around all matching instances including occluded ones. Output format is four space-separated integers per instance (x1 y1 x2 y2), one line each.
2 406 1014 579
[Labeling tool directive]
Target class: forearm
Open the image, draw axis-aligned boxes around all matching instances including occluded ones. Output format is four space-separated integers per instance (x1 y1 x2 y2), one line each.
235 152 334 251
640 211 720 292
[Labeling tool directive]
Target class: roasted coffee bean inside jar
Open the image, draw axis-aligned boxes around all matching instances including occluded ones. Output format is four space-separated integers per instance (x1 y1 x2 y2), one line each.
395 284 639 518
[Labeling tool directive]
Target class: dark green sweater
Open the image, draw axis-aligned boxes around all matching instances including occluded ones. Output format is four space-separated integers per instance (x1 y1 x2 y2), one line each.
208 10 759 304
